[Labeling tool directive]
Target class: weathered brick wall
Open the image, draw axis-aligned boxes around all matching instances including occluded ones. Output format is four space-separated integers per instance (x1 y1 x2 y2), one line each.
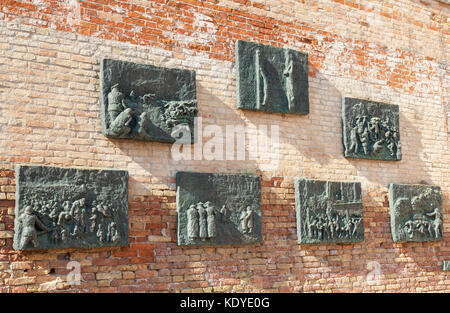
0 0 449 292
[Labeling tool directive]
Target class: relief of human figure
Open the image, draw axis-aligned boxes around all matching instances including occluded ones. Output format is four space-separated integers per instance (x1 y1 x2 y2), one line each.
204 201 216 239
351 115 369 155
347 122 360 155
344 210 353 237
368 117 381 141
325 201 335 239
359 127 370 155
240 206 254 234
16 206 51 249
49 206 59 226
306 197 316 238
97 222 105 243
385 128 399 157
321 217 330 239
108 222 121 244
351 218 362 237
332 216 340 238
89 201 99 233
255 49 269 110
61 228 68 243
356 115 365 134
107 83 133 136
79 206 88 233
368 117 384 154
424 220 432 237
309 217 317 238
283 50 295 112
372 137 385 154
186 204 199 240
57 202 72 231
427 208 443 239
396 141 402 159
316 218 324 240
197 202 207 240
90 201 111 238
70 198 86 237
220 205 229 224
136 112 149 138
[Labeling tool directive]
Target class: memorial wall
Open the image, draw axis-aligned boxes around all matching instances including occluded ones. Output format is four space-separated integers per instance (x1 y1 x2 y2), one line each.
0 0 448 292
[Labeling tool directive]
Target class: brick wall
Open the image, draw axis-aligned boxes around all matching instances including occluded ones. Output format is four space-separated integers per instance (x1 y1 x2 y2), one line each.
0 0 449 292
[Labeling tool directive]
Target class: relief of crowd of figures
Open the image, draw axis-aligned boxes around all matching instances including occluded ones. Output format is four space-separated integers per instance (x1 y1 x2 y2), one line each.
16 194 121 249
343 98 401 161
295 179 364 244
13 166 128 250
303 200 363 241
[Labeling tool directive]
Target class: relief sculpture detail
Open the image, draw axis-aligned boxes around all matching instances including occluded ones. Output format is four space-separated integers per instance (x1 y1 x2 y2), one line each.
389 183 443 242
177 172 261 246
100 59 197 143
13 165 129 250
342 98 401 161
237 40 309 114
295 178 364 244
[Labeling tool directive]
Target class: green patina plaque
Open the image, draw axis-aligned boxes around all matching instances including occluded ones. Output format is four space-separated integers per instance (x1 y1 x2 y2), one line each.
389 183 443 242
295 178 364 244
236 40 309 114
100 58 197 143
176 172 262 246
13 165 129 250
342 98 401 161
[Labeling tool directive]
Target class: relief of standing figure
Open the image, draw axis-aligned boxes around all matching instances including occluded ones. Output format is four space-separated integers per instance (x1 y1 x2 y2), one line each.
353 115 369 155
325 200 335 239
368 117 381 141
283 50 295 112
204 201 216 239
108 222 121 244
186 204 199 240
97 222 105 243
426 208 443 239
255 49 269 109
197 202 207 240
351 218 362 236
359 126 370 155
61 228 68 243
89 201 99 233
57 203 72 232
347 115 362 155
70 198 86 237
136 112 149 138
240 206 254 234
385 129 399 157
